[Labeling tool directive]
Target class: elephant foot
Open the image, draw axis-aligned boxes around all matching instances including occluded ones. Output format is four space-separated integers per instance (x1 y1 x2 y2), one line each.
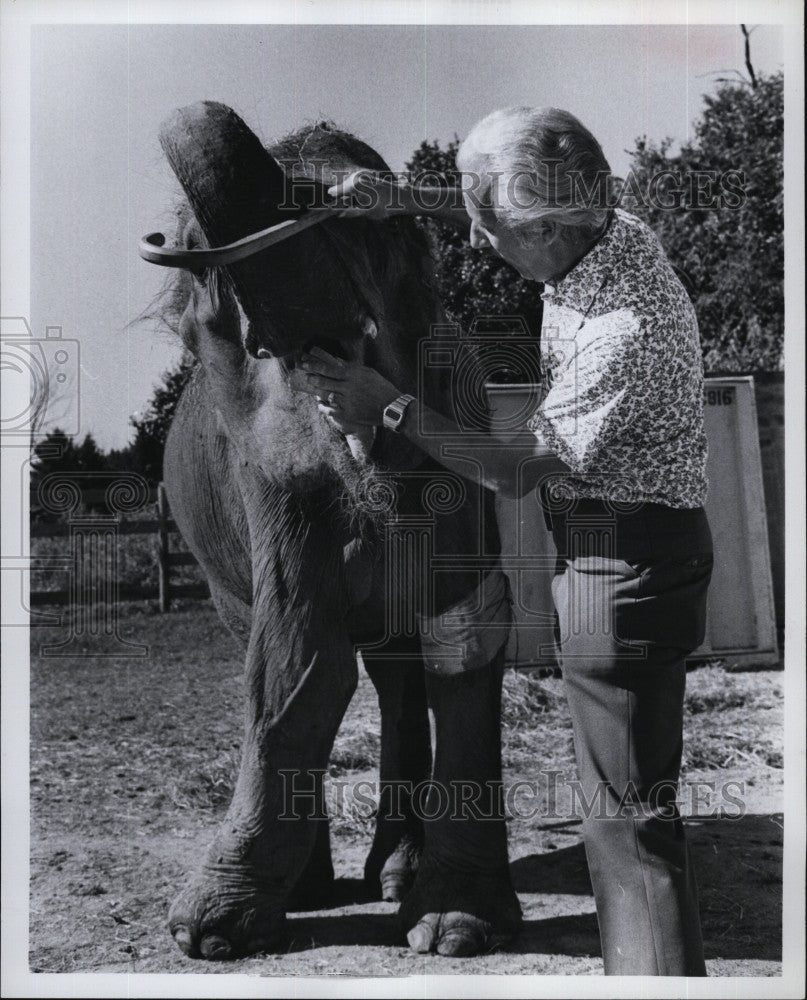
398 855 522 957
168 869 285 960
364 831 422 902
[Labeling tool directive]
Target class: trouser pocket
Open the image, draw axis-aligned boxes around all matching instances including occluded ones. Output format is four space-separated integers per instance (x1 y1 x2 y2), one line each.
625 552 714 653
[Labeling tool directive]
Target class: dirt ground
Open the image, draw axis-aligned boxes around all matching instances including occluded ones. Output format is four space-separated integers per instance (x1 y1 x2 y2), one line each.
28 603 784 978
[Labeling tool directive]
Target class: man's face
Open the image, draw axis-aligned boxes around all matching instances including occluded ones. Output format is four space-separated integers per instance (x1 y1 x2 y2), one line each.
462 183 561 283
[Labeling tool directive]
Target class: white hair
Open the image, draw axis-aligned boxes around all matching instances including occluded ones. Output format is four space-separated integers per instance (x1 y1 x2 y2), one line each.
457 106 612 239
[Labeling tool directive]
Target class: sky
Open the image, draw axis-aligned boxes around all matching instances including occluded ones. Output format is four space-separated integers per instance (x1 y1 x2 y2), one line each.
25 17 785 451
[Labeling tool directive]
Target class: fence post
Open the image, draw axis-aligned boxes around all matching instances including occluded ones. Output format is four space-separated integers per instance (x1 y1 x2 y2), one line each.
157 482 170 612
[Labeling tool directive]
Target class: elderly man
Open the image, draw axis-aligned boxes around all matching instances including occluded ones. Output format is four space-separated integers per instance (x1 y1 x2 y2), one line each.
295 106 713 977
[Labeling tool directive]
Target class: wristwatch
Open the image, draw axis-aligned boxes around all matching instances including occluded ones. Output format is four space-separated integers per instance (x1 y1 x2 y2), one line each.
382 394 415 432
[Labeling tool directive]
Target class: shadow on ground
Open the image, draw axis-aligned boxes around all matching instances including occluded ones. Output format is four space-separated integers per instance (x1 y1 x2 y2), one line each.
509 814 781 961
284 813 782 963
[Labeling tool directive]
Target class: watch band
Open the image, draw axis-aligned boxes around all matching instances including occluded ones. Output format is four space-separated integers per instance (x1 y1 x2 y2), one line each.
382 394 415 433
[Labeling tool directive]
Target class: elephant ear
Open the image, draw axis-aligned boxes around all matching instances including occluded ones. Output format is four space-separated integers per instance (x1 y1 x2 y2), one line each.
158 101 326 340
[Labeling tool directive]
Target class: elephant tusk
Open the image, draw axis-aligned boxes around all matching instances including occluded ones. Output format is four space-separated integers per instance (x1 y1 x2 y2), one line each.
346 427 377 465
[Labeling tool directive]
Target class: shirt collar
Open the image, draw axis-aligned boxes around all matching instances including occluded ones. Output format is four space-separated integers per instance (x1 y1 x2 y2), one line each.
541 209 629 313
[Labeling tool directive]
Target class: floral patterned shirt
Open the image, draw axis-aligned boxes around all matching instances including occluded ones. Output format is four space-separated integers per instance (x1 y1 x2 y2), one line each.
527 208 708 508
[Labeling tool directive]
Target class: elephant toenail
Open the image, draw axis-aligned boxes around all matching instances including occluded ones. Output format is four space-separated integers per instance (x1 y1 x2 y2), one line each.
200 934 232 960
436 931 482 957
380 872 409 903
407 921 435 953
172 926 195 957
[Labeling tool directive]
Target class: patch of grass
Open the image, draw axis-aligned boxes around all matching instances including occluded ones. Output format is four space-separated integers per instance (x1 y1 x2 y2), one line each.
684 666 774 714
328 729 380 776
163 727 384 815
166 747 241 813
30 505 206 593
501 670 575 773
683 665 783 771
501 669 563 727
686 687 750 714
683 733 783 770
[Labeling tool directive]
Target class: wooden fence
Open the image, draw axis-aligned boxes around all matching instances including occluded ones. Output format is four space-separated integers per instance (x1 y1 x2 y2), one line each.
29 481 208 611
28 372 786 651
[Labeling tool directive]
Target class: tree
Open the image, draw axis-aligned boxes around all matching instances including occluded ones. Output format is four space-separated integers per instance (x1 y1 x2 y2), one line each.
127 66 784 485
618 71 783 371
30 428 107 478
128 352 196 484
30 429 109 519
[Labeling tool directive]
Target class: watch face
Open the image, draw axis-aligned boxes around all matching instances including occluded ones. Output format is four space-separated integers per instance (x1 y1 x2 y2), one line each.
383 400 404 431
383 395 413 431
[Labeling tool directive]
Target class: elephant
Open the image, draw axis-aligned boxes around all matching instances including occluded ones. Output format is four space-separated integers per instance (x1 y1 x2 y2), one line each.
156 102 522 961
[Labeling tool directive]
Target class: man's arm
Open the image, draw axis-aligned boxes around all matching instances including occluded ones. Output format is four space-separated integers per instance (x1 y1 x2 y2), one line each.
329 171 471 236
392 397 568 499
407 181 471 235
293 351 569 500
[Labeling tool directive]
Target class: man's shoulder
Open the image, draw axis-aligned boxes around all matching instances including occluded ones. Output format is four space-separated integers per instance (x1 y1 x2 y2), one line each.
612 209 665 262
607 210 690 311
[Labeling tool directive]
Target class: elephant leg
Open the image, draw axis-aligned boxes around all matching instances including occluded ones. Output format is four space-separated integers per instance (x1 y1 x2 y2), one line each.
362 651 431 902
286 774 335 911
398 650 522 957
168 484 357 960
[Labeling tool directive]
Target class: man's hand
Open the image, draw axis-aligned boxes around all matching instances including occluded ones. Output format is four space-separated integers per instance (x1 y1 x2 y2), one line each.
327 170 470 234
290 349 569 496
289 346 401 432
327 170 414 221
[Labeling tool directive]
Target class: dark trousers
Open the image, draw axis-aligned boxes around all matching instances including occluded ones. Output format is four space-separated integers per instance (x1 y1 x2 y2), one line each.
547 498 713 976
